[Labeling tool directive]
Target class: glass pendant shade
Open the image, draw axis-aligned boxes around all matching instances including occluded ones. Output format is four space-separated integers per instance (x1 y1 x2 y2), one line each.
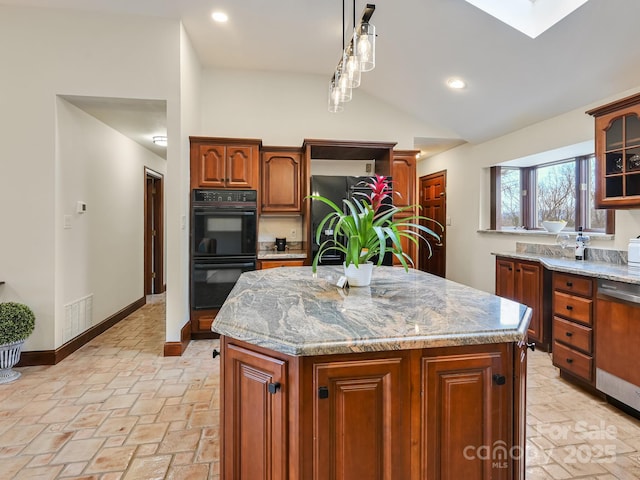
356 22 375 72
335 67 353 102
328 79 343 113
344 49 361 88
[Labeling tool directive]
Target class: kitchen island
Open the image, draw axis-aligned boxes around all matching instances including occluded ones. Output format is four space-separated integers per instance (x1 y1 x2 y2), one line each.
213 266 532 480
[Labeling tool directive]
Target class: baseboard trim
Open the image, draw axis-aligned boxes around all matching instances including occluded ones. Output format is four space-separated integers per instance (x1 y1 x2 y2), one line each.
163 321 191 357
17 296 146 367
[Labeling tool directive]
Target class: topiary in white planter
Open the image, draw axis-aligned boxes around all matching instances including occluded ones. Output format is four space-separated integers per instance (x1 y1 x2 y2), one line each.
0 302 35 384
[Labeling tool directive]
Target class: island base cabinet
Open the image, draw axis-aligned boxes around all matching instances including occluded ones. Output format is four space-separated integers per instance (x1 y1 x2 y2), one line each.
219 338 524 480
312 356 411 480
422 346 513 480
221 339 288 480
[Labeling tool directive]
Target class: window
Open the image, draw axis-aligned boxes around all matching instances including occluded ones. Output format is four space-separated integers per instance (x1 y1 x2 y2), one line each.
491 155 613 233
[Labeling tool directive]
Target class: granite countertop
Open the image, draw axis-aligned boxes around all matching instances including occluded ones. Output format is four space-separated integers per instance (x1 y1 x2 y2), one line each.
258 249 307 260
492 251 640 285
212 266 532 356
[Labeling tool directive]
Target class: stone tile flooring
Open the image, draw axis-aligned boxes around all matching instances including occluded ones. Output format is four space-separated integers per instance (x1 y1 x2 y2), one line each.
1 297 640 479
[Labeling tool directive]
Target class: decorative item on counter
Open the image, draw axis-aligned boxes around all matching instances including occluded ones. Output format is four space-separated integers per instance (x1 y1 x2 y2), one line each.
575 227 590 261
628 236 640 270
309 174 441 286
555 232 571 250
0 302 36 384
275 237 287 251
542 220 567 233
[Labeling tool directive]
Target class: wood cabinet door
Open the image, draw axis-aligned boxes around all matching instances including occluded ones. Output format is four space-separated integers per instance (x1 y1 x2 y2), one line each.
222 341 287 480
261 151 302 213
422 348 511 480
197 144 226 188
392 151 417 208
495 258 515 300
226 145 257 188
513 341 527 480
517 261 542 343
313 356 410 480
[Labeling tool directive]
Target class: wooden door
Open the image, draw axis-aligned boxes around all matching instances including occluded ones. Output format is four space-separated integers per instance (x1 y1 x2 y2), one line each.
422 347 511 480
313 356 410 480
419 171 446 277
144 169 164 295
227 145 256 188
261 150 302 213
516 262 542 343
222 341 287 480
197 144 226 188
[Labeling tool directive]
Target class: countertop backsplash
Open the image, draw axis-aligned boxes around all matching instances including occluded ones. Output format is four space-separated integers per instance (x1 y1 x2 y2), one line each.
515 242 628 265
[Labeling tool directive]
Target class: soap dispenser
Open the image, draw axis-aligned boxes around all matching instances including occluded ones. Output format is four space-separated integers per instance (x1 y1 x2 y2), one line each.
575 227 586 261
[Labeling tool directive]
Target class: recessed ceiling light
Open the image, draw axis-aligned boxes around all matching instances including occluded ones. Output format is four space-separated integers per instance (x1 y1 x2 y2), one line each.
446 78 467 90
211 11 228 23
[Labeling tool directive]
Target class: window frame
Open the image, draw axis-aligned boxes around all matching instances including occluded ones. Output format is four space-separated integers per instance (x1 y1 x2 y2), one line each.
491 155 614 234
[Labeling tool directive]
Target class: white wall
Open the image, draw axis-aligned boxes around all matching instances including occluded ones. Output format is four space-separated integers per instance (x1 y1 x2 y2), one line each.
56 99 166 346
0 6 181 351
198 68 458 148
418 90 640 294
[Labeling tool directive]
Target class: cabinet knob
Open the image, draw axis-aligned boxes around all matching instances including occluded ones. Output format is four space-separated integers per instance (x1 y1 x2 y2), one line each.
566 282 573 287
566 358 574 364
516 269 521 272
212 349 220 359
526 342 536 351
268 382 281 394
493 374 506 386
508 267 513 271
318 386 329 399
565 332 573 337
566 305 573 311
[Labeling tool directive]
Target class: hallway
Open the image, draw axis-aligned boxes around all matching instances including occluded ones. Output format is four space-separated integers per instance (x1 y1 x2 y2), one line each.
2 299 640 479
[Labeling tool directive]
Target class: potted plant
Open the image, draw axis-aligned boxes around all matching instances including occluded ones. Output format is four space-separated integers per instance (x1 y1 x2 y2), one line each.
0 302 35 383
309 175 441 286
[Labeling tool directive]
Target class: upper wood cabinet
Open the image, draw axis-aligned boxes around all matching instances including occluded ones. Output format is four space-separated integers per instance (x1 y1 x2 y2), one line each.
587 93 640 208
392 150 418 208
261 147 303 214
189 137 261 190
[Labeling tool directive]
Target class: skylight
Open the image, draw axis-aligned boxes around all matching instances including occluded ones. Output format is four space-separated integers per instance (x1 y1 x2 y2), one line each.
464 0 589 38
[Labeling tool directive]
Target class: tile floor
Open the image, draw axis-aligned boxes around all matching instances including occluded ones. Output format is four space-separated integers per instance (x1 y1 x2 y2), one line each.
2 298 640 479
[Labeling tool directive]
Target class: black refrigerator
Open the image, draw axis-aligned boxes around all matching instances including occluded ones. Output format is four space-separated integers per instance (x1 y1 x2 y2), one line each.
310 175 393 266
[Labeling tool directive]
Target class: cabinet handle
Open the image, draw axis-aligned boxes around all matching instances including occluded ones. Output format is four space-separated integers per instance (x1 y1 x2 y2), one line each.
566 305 573 311
566 358 574 364
268 382 281 394
212 349 220 359
508 267 513 271
565 331 573 337
318 386 329 399
516 269 521 272
566 281 573 287
526 342 535 351
493 374 506 385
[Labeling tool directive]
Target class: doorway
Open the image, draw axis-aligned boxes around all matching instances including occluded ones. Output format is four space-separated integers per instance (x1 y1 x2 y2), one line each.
144 168 164 295
419 171 446 278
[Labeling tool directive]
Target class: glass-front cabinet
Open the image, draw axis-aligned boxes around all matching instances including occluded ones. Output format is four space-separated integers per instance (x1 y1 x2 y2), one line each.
588 93 640 208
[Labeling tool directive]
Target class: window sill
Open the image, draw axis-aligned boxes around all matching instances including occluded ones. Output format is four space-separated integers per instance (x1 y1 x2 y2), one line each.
477 229 614 240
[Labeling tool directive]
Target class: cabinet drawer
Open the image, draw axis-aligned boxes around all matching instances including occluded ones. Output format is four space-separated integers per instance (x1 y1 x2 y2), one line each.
553 341 593 383
260 259 305 269
553 273 593 297
553 317 592 354
553 291 592 325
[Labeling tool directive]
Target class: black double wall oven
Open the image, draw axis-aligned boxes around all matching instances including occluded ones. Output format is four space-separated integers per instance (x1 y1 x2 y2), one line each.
191 189 257 311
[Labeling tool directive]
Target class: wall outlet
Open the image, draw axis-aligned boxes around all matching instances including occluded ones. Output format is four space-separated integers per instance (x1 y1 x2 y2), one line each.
290 228 297 239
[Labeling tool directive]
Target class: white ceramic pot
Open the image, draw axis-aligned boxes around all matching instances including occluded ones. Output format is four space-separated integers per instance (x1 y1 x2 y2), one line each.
343 262 374 287
0 339 25 384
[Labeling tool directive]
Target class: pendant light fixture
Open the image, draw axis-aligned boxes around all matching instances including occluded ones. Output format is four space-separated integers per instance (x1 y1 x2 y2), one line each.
328 3 375 112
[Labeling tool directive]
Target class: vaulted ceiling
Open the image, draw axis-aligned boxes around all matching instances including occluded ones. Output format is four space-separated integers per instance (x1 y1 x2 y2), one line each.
4 0 640 152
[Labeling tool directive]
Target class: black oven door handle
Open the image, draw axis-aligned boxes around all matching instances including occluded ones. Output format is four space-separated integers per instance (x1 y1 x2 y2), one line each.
193 210 255 217
194 262 255 269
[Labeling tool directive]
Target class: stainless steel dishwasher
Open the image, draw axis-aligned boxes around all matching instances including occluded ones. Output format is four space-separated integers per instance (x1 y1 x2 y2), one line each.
595 279 640 413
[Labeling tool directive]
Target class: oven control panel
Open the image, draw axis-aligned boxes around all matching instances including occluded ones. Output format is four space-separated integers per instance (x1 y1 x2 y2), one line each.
193 189 257 205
